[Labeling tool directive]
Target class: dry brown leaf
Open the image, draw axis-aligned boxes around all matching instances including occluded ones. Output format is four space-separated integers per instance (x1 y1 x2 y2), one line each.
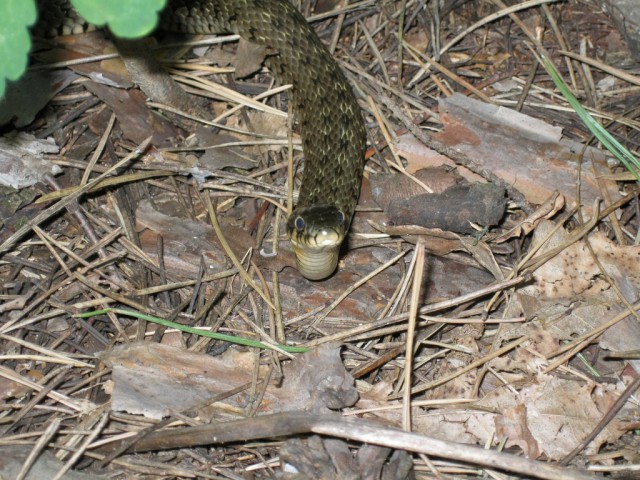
367 221 468 256
83 81 184 147
0 132 61 189
500 296 640 375
407 376 631 460
0 375 32 400
234 38 267 78
460 238 505 280
511 377 630 459
521 220 640 300
225 109 289 156
427 335 481 400
192 130 257 170
495 404 541 459
493 191 565 243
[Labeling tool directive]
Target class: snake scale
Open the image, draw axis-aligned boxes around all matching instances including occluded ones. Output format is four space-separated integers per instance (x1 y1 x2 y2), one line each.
39 0 366 280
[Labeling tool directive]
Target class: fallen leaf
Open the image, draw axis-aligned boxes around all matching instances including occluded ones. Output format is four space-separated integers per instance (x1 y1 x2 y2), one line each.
521 220 640 300
0 132 61 189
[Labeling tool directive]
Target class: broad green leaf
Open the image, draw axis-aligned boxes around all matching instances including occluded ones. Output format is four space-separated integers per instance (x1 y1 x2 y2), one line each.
72 0 167 38
0 0 37 98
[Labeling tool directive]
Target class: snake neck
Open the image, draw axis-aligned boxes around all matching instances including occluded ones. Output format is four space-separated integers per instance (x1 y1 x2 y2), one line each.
164 1 366 280
162 0 366 229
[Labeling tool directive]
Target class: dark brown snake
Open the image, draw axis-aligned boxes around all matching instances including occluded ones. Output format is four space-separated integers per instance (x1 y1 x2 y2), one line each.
40 0 366 280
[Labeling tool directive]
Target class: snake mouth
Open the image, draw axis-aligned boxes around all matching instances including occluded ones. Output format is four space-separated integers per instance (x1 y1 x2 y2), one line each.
287 205 347 280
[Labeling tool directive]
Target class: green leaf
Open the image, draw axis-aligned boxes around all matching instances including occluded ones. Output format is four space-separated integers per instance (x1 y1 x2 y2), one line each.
71 0 167 38
0 0 168 99
541 54 640 183
0 0 37 98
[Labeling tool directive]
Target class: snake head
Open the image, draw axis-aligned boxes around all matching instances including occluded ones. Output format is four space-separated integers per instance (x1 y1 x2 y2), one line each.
287 205 347 281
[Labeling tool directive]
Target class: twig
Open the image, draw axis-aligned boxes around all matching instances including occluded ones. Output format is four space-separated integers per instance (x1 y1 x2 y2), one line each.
402 239 425 430
93 411 594 480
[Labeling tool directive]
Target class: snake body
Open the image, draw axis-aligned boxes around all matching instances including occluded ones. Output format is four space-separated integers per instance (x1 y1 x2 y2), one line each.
40 0 366 280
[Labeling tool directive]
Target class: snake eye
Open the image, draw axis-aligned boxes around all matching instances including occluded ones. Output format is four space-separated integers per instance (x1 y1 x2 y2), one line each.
337 210 345 226
295 216 305 231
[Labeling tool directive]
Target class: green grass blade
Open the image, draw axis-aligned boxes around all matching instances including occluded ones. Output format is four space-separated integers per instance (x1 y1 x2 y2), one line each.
541 54 640 182
76 308 309 353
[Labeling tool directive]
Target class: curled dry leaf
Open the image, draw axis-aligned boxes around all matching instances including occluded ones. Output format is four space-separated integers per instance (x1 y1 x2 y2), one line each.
493 191 565 243
367 220 466 256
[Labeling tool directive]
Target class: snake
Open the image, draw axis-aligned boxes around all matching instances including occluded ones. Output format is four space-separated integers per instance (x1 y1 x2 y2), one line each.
38 0 366 280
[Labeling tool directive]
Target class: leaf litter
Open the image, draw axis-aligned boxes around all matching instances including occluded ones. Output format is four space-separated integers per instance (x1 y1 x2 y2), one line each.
0 0 639 478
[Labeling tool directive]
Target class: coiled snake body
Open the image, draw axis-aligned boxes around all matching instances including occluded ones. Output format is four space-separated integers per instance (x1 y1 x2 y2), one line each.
42 0 366 280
